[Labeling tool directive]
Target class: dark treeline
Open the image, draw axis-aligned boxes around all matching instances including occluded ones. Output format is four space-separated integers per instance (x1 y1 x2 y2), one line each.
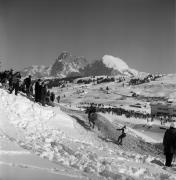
129 74 163 86
77 76 115 84
44 76 82 88
44 75 115 88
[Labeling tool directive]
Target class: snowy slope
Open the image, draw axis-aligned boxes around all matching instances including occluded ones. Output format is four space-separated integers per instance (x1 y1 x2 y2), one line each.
0 89 175 180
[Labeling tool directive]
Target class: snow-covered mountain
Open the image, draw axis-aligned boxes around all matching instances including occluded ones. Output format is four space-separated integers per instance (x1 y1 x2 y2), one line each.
20 52 139 78
50 51 88 77
20 65 51 78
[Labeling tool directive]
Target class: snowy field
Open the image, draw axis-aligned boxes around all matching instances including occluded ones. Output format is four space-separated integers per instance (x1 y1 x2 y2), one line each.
1 74 176 180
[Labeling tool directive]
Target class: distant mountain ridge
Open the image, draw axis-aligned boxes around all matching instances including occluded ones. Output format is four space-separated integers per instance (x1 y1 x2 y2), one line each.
20 51 139 78
20 65 51 78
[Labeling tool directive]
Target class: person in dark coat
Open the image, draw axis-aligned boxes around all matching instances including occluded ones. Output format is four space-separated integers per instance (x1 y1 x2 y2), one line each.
87 104 97 128
46 90 51 104
116 125 127 145
41 82 47 106
24 75 32 97
38 82 42 103
163 122 176 167
8 69 14 91
34 79 41 102
50 92 55 102
56 95 60 103
87 104 96 119
9 72 21 95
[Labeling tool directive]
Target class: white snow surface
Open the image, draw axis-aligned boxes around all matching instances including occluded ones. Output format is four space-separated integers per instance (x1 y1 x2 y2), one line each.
0 89 176 179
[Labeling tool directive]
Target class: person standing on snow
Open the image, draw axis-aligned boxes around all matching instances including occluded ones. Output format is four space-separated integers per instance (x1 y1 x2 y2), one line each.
56 95 60 103
24 75 32 97
9 72 21 95
8 69 14 91
50 92 55 102
116 125 127 145
45 90 51 105
163 121 176 167
41 82 47 106
34 79 41 102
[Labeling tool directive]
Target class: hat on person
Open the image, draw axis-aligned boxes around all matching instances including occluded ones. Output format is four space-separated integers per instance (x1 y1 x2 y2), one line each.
170 122 176 128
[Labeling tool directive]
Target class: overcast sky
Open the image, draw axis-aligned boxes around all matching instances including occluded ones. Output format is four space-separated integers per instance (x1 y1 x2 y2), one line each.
0 0 175 73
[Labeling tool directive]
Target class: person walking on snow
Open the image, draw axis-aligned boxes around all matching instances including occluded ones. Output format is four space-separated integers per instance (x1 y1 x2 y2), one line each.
116 125 127 145
163 121 176 167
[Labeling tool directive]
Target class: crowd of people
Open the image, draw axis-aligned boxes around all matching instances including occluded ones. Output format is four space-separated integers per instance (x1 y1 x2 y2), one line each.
0 69 57 106
80 102 150 120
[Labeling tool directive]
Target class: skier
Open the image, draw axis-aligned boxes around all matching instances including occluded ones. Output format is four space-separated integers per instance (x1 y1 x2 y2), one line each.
163 122 176 167
116 125 127 145
87 104 97 128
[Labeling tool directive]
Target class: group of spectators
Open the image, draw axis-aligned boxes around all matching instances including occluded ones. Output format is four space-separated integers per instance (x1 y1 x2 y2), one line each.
33 78 56 106
0 69 57 106
80 102 150 120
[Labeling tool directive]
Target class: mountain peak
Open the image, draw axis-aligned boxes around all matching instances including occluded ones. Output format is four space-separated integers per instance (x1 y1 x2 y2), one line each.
57 51 71 60
20 52 139 78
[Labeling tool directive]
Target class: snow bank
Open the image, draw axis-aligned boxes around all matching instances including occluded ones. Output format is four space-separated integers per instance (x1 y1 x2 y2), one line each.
0 89 81 138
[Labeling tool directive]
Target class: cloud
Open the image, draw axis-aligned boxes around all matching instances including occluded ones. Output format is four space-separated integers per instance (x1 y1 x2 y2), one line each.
102 55 129 73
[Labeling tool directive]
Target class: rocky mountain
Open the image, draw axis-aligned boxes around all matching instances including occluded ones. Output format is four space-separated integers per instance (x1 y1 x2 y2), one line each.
20 52 139 78
50 52 88 77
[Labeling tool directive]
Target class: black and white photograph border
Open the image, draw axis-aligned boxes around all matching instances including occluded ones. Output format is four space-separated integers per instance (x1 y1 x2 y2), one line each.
0 0 176 179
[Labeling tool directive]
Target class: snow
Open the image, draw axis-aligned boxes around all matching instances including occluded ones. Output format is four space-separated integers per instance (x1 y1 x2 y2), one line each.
0 90 80 137
0 89 176 179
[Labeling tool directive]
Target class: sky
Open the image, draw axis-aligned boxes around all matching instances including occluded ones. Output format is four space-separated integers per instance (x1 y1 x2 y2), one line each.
0 0 175 73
